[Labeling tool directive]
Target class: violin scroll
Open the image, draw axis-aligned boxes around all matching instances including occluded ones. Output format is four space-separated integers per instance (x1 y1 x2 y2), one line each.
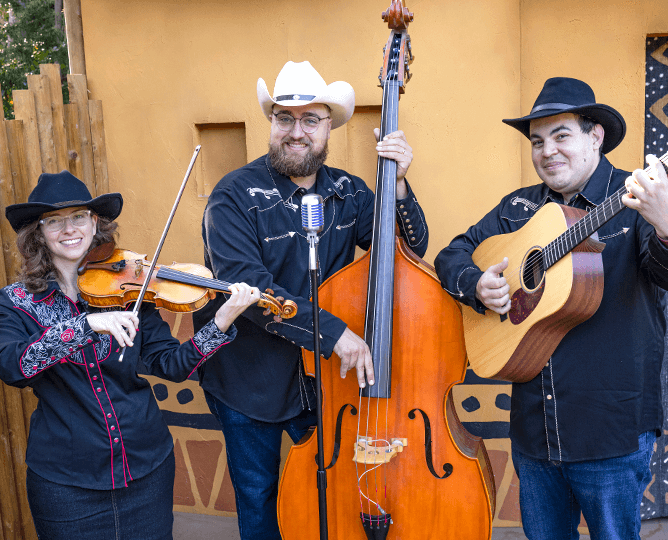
260 288 298 320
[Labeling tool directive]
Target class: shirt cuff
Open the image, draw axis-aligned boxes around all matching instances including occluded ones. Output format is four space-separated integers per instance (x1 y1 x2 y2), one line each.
191 320 237 357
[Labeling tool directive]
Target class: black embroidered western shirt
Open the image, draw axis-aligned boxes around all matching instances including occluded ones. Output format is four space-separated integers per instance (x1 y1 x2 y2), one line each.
435 156 668 462
197 154 428 422
0 280 235 489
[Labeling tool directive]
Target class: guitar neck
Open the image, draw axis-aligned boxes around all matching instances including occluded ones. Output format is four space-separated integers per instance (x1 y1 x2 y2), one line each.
543 153 668 269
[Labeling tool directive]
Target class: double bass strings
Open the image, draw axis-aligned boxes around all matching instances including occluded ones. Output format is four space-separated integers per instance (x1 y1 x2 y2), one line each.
357 49 403 520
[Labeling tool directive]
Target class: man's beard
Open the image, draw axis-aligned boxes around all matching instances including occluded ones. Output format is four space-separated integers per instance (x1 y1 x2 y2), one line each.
268 137 329 178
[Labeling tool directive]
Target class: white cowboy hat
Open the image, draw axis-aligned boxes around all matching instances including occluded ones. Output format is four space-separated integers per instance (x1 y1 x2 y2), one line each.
257 61 355 130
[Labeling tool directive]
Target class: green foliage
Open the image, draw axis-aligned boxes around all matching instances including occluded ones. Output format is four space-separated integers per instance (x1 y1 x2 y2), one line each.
0 0 69 119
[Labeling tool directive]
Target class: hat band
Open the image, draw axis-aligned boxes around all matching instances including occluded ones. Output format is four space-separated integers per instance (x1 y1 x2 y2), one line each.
530 102 578 114
54 200 87 207
274 94 316 102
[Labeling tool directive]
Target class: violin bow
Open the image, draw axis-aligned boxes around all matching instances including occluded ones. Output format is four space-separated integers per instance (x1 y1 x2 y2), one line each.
117 145 201 362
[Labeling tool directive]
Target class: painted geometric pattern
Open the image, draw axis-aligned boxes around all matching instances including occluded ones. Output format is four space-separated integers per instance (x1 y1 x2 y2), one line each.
144 310 293 517
642 35 668 521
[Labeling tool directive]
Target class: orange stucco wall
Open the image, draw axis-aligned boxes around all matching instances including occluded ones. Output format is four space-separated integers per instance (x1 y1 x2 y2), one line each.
80 0 521 266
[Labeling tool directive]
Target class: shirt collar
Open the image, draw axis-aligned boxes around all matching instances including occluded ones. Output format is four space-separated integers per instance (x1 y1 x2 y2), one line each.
32 280 60 303
575 155 614 206
545 155 614 207
265 155 343 202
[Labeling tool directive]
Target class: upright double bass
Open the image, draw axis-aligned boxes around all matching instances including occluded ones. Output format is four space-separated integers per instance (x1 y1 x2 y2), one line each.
277 2 496 538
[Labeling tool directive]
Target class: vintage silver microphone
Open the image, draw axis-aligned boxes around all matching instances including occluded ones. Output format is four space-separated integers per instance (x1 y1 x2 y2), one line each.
301 193 324 269
300 192 328 540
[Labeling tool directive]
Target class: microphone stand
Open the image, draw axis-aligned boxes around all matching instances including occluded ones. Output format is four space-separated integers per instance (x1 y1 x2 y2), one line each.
307 228 328 540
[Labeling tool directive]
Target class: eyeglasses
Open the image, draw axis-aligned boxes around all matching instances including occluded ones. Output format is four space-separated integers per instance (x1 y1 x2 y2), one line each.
272 113 330 134
39 210 92 232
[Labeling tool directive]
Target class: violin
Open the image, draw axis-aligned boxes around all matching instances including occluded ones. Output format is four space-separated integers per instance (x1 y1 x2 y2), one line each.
77 242 297 319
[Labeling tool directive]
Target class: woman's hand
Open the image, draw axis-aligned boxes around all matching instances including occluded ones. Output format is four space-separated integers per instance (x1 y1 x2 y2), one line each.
87 311 139 347
214 283 262 333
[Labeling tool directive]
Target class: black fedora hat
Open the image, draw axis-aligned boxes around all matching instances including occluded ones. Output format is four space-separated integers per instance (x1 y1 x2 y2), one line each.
502 77 626 154
5 170 123 232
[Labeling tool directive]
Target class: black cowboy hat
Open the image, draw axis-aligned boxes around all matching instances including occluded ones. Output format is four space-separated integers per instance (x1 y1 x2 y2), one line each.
502 77 626 154
5 170 123 232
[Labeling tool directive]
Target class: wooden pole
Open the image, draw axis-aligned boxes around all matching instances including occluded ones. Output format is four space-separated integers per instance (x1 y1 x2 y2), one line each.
12 90 43 187
40 64 69 173
63 0 86 76
67 75 95 193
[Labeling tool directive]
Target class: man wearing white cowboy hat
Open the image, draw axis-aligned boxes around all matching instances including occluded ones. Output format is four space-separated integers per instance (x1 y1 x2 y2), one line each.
435 77 668 539
195 60 428 539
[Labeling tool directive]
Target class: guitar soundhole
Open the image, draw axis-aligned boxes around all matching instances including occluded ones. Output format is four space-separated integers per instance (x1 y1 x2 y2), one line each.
521 247 545 292
508 248 546 325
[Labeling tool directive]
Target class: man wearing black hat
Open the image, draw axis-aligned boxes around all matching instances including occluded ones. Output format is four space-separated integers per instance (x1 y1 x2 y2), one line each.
435 77 668 538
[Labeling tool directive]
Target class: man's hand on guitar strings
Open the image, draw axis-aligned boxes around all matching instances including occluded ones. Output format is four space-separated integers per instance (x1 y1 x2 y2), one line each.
475 257 511 315
624 154 668 240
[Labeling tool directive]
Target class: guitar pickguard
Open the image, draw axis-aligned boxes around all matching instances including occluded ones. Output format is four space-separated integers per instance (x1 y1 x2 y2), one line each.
509 280 545 325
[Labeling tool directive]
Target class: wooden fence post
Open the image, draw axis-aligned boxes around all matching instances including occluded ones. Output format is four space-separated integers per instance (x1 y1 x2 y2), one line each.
63 0 86 76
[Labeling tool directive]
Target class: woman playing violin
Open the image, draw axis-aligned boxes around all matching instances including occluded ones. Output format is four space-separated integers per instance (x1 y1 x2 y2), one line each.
0 170 260 540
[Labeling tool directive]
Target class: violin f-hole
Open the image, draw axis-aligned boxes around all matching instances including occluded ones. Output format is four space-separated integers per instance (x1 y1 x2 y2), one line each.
408 408 454 480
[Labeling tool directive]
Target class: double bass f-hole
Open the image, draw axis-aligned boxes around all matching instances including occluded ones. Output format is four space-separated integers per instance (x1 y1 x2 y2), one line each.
408 409 454 480
314 403 358 470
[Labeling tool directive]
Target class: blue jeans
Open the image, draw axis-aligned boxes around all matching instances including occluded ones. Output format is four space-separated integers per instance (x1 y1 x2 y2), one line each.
512 431 655 540
26 450 175 540
204 392 316 540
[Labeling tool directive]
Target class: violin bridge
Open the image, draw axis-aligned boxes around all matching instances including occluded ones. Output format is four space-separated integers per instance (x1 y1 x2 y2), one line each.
353 437 407 465
133 259 143 279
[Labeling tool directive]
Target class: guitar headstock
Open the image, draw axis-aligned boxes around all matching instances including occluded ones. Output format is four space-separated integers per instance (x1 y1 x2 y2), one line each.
379 0 414 94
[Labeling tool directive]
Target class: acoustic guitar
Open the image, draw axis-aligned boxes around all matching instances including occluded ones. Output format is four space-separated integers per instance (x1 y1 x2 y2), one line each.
463 155 667 383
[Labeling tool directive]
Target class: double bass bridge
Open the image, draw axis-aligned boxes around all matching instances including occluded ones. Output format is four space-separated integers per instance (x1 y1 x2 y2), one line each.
354 436 408 465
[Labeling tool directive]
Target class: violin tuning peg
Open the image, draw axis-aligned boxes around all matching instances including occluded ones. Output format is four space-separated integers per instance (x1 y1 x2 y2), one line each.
265 288 275 295
262 308 272 316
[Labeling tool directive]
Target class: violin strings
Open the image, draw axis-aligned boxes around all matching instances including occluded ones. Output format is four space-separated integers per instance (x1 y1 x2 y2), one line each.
155 266 274 302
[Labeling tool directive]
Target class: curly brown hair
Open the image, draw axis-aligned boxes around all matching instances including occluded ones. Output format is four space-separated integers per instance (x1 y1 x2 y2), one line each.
15 213 118 293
